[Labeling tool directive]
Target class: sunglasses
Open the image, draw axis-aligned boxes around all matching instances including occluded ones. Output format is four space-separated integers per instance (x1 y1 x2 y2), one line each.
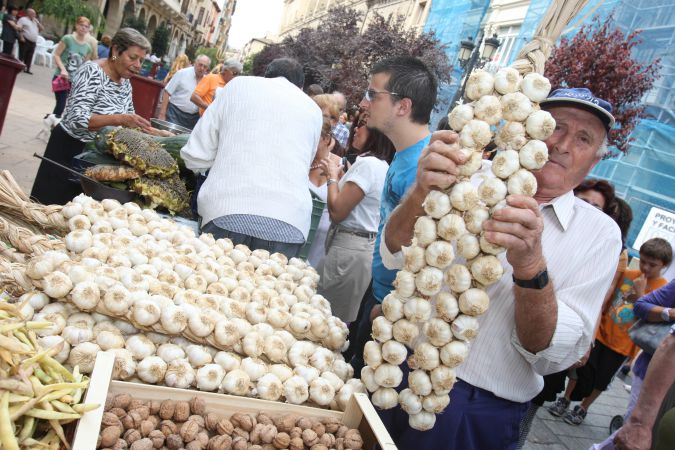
364 88 401 102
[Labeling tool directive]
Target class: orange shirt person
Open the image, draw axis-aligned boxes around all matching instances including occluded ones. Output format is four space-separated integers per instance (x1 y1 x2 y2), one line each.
190 58 242 115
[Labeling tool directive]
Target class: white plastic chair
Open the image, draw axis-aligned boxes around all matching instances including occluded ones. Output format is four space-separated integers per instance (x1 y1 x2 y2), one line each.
32 36 53 68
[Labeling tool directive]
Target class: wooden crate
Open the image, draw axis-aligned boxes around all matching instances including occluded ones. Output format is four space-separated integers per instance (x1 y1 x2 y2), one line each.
72 352 397 449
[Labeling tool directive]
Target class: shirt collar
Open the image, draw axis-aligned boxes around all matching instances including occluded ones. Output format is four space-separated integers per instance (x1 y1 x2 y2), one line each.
540 190 575 231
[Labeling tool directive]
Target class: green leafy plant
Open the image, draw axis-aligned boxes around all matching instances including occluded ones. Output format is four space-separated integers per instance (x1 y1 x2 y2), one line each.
151 23 170 58
123 15 147 35
36 0 103 35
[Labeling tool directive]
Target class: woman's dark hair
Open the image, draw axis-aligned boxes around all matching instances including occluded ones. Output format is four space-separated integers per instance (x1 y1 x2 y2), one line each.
608 197 633 247
574 178 616 215
110 28 151 57
345 113 395 164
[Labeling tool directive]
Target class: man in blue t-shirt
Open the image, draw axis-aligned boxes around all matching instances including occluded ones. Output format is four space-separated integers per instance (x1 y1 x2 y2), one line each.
346 56 437 374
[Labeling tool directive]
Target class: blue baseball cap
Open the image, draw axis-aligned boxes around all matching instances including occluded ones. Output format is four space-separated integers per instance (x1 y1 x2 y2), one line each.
540 87 615 131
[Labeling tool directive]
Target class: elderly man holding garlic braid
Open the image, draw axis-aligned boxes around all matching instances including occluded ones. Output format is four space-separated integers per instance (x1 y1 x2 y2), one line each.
376 88 623 449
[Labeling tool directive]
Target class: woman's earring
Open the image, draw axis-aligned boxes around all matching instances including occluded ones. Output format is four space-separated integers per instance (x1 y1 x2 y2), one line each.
111 55 117 61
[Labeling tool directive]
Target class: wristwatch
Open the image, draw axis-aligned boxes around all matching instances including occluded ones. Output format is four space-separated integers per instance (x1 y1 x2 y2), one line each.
327 179 338 186
661 308 672 322
513 269 549 289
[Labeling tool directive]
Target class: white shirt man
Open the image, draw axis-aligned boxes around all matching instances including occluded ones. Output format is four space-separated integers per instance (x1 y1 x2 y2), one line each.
16 8 42 74
377 88 623 449
159 55 210 130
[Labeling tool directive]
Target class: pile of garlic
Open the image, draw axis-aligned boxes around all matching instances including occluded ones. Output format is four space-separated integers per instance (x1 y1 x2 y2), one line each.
16 195 366 409
361 68 553 431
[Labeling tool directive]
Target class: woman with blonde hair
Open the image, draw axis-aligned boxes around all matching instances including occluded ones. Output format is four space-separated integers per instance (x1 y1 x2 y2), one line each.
164 54 190 83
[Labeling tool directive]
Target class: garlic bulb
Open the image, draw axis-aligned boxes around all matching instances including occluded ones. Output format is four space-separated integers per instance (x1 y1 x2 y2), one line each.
372 316 394 343
381 340 407 365
408 369 433 396
263 334 287 363
459 288 490 316
491 149 521 179
372 387 399 410
309 377 336 406
102 283 131 315
163 358 196 389
456 233 480 260
409 410 437 431
480 234 505 255
465 70 494 100
111 348 136 380
69 281 100 311
473 95 502 125
96 330 125 350
284 375 309 404
186 344 213 367
430 365 457 396
414 216 438 247
214 351 241 372
374 363 404 388
132 298 161 326
222 369 251 395
157 343 186 363
196 364 224 391
61 324 93 346
470 255 504 285
459 119 492 149
137 356 167 384
361 366 379 393
160 305 188 335
424 240 455 269
494 67 522 94
257 373 284 401
241 357 267 381
242 331 264 358
450 181 480 211
125 334 156 360
382 293 405 322
435 292 459 322
478 177 508 206
423 318 453 347
21 291 49 311
403 297 433 323
448 103 474 131
455 260 485 292
423 392 451 413
68 341 100 373
525 110 555 140
399 388 423 415
363 340 383 369
38 335 70 363
437 213 466 242
393 270 416 298
42 271 73 299
270 364 293 382
451 315 480 341
458 151 483 178
519 139 549 170
520 73 551 102
423 190 452 219
414 342 440 371
65 229 93 253
440 340 469 368
403 245 426 274
501 92 533 122
507 169 538 197
464 206 490 235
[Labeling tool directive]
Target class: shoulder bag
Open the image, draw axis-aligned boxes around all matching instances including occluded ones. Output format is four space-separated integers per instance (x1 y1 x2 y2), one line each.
628 319 671 354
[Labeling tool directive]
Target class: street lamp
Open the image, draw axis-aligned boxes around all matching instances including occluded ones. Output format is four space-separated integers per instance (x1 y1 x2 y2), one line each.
449 32 501 110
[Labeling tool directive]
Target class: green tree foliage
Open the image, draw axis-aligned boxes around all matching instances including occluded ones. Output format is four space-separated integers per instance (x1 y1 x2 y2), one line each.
123 16 147 35
36 0 102 34
252 6 450 108
151 23 170 58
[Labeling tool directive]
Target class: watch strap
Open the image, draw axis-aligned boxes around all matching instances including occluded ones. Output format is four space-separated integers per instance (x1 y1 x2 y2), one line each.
513 269 549 289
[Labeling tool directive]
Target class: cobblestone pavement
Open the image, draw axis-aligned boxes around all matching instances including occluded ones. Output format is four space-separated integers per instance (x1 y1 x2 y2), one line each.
0 57 631 450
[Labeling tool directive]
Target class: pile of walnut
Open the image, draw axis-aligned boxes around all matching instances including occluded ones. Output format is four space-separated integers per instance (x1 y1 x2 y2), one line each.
99 393 364 450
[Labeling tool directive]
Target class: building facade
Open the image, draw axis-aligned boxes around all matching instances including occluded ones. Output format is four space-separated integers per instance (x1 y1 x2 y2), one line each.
278 0 432 39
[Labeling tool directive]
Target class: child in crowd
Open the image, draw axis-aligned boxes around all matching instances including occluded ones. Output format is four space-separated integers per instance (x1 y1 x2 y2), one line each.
548 237 671 425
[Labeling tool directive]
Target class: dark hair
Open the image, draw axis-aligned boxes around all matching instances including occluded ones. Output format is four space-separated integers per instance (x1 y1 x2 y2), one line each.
574 178 616 215
345 113 395 164
640 238 673 266
307 84 324 96
370 56 437 125
264 58 304 88
608 197 633 247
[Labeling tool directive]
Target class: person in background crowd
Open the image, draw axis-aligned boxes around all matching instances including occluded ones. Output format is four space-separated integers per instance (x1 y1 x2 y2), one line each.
331 91 350 148
316 112 394 323
158 54 210 130
547 237 670 426
164 53 190 84
306 83 324 96
613 313 675 450
313 94 346 156
575 178 617 214
190 58 242 115
344 56 437 374
306 118 342 269
31 28 155 205
97 35 111 59
181 58 322 258
378 88 622 448
1 4 19 56
51 16 96 117
16 8 42 73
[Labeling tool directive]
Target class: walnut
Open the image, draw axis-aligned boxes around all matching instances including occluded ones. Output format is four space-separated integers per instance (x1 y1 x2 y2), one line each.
129 437 153 450
205 412 221 432
256 413 273 426
343 429 363 450
159 420 178 436
232 427 249 441
311 422 325 437
289 426 302 439
159 400 176 420
189 396 207 416
140 419 155 437
188 415 206 429
261 445 276 450
165 434 183 450
273 414 298 433
302 428 319 447
105 394 115 411
101 426 123 447
230 413 256 432
112 438 128 450
174 401 191 422
335 437 345 450
148 400 161 416
113 393 132 410
124 429 142 445
295 417 313 430
110 407 128 419
336 425 348 438
272 432 290 449
250 424 264 445
103 412 123 429
121 414 134 430
310 445 328 450
146 415 160 428
232 437 248 450
208 434 233 450
127 411 143 429
320 417 340 434
129 399 146 410
216 418 234 436
259 424 277 444
181 420 201 443
248 446 263 450
318 432 335 448
147 430 165 448
186 440 204 450
289 437 304 450
197 431 210 446
132 406 151 421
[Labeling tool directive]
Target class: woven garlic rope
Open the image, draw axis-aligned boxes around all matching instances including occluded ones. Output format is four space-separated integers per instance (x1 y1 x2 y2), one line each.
0 171 68 232
0 216 65 255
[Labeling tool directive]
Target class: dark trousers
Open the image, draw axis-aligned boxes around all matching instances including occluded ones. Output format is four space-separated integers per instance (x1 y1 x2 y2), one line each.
52 75 69 117
30 124 85 205
380 377 529 450
201 221 303 259
18 39 35 71
2 40 15 55
166 102 200 130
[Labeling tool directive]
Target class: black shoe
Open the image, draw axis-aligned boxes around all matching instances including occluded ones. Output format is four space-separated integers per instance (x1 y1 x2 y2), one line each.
563 405 587 425
24 70 33 74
